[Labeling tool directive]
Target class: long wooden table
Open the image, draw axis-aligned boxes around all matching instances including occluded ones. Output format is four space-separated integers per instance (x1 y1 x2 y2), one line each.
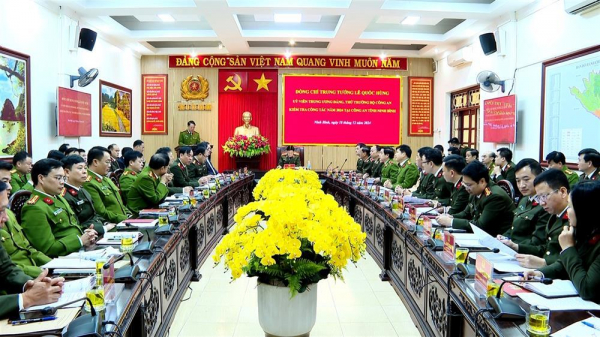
322 175 598 337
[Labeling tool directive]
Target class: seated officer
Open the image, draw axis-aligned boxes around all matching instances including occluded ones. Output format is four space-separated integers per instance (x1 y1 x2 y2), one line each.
465 149 478 164
437 161 515 236
491 147 517 189
179 120 201 146
199 142 218 175
10 151 33 192
0 181 66 319
376 147 398 186
171 147 200 188
155 147 192 195
21 159 97 257
497 159 551 245
278 145 301 167
127 153 172 216
384 145 418 191
0 162 50 277
356 146 371 174
524 181 600 303
577 148 600 182
190 145 212 184
119 151 144 204
409 147 434 199
481 151 496 176
108 144 121 172
355 143 366 172
546 151 578 188
502 169 570 269
363 145 382 179
437 154 469 215
421 148 452 204
83 147 131 223
62 156 115 235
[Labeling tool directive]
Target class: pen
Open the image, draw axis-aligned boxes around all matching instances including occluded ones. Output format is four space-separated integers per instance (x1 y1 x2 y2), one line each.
12 316 57 325
517 273 542 281
582 321 600 331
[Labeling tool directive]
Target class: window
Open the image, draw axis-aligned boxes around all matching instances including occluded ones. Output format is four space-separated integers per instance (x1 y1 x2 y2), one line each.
450 86 479 150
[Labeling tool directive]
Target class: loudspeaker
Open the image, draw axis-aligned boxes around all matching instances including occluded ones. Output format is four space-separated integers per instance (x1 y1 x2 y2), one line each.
479 32 497 56
78 28 97 51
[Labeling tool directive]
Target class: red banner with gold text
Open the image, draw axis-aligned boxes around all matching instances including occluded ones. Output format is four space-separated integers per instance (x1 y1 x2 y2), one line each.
142 74 168 135
57 87 91 137
408 77 433 137
483 95 516 143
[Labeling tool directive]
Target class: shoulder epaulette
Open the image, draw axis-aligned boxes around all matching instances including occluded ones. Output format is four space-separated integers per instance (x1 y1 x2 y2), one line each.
149 171 158 180
565 169 573 174
27 195 39 205
10 169 16 174
86 175 93 182
484 187 491 197
60 187 67 197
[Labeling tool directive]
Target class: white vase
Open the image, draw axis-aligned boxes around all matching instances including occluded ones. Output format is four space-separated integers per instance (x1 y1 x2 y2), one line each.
257 282 318 337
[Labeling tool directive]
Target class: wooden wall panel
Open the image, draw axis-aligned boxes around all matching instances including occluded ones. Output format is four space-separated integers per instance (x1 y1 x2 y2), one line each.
140 56 434 171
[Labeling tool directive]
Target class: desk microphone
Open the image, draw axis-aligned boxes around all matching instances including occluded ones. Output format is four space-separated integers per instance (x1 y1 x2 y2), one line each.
104 252 140 283
415 207 437 230
456 248 500 278
132 229 154 257
61 297 100 337
325 162 333 173
339 158 347 172
487 277 553 320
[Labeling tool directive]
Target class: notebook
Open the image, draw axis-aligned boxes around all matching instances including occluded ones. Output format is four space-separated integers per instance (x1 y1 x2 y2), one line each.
523 279 579 298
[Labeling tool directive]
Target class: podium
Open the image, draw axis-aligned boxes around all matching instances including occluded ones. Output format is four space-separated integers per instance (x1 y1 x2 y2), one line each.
234 155 261 170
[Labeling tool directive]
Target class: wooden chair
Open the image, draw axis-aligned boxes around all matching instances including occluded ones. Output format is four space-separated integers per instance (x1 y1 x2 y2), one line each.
276 146 304 166
110 168 124 188
8 190 32 224
496 179 518 205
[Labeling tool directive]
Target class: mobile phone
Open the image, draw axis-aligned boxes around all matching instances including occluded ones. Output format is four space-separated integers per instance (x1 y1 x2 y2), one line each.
8 309 56 322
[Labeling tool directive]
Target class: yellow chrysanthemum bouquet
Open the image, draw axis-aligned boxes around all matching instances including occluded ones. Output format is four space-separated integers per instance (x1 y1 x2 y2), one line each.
213 168 366 296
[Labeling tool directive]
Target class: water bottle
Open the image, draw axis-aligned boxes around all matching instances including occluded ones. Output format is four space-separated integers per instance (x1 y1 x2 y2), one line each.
306 161 312 170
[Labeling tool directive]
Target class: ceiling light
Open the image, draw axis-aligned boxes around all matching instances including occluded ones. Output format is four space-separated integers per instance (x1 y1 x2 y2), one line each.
379 52 387 60
274 14 301 23
158 14 175 22
401 16 420 25
190 49 197 58
289 40 295 46
218 43 224 49
284 50 292 59
434 48 439 53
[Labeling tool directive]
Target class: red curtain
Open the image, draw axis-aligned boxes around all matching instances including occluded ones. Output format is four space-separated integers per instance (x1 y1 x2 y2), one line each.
218 92 278 171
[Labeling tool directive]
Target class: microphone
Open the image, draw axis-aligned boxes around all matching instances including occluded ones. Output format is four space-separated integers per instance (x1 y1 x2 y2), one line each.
415 207 437 229
132 229 154 257
103 252 141 283
61 297 100 337
455 248 500 278
339 158 348 172
325 162 333 173
487 277 553 320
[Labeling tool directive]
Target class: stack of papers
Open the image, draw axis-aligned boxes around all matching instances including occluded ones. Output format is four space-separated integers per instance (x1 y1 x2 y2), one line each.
117 218 158 228
96 232 141 245
524 279 579 298
64 247 121 261
517 293 600 311
24 276 93 312
0 308 80 336
553 317 600 337
138 209 169 218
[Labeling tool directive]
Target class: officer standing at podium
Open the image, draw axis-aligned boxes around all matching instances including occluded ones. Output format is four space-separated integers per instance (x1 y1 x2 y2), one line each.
179 121 202 146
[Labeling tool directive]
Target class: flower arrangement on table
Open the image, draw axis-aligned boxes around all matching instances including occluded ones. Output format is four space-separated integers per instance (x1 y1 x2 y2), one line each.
222 135 270 158
212 168 366 296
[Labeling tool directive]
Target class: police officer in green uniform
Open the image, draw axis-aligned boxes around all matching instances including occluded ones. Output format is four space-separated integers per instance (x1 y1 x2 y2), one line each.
492 147 517 191
498 159 551 245
171 147 200 188
448 137 468 157
526 181 600 303
501 169 571 269
10 151 32 192
355 143 366 172
422 148 452 204
384 145 419 191
363 146 382 179
437 161 515 236
577 148 600 182
438 155 470 215
119 151 144 205
82 147 132 223
179 121 202 146
188 146 209 180
108 144 121 172
127 153 172 216
278 145 301 167
377 147 399 186
356 146 371 174
481 151 496 177
546 151 579 188
410 147 435 199
155 147 193 195
21 159 98 257
62 156 115 235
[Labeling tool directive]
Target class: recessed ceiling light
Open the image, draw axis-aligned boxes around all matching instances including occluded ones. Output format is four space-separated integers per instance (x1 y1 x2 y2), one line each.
379 52 387 60
190 49 197 58
434 48 439 53
401 16 420 25
274 14 301 23
284 50 292 59
218 43 224 49
158 14 175 22
289 40 296 46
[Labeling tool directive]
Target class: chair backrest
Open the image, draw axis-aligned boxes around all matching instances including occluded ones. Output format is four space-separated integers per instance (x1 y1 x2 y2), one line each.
277 146 305 166
496 179 518 205
8 190 32 224
110 169 124 188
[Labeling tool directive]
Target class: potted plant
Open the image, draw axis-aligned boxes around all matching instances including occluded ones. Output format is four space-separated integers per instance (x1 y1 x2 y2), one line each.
222 134 271 158
213 169 366 337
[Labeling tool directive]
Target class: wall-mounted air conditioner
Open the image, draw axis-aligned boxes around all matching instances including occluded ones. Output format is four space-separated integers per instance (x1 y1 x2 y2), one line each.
565 0 600 14
447 46 473 67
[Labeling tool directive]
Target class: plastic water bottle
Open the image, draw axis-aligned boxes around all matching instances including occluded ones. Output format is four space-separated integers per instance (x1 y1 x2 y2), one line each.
306 161 312 170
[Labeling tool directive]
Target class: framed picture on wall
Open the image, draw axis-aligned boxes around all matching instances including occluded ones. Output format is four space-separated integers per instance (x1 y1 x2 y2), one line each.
0 46 32 159
99 80 132 137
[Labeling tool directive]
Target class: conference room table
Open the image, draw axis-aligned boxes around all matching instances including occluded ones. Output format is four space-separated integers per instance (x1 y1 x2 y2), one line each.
321 174 599 337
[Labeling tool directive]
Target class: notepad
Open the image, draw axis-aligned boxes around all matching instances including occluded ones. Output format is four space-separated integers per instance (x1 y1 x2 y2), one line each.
42 258 96 270
553 317 600 337
517 293 600 311
523 279 579 298
24 277 93 312
64 247 121 261
0 308 80 336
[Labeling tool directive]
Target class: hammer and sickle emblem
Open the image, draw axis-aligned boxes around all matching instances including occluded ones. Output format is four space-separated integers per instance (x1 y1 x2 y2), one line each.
224 74 242 91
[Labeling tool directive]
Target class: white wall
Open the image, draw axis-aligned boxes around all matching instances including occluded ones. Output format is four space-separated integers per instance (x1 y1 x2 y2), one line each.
433 0 600 161
0 0 141 161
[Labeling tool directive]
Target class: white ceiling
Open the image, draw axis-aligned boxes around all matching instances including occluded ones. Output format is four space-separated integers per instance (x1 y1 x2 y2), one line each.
42 0 535 58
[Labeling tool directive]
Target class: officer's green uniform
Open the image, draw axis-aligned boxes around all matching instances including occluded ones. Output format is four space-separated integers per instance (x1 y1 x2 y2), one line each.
1 209 51 278
560 165 579 188
127 170 169 216
0 244 31 319
579 168 600 182
356 158 365 172
109 158 120 172
392 159 419 189
170 159 199 188
367 159 382 178
62 184 108 235
189 158 208 180
82 170 131 223
178 130 201 146
446 178 470 215
487 163 495 177
452 184 516 236
278 154 301 167
9 170 31 192
118 169 138 205
380 160 399 186
503 197 551 245
539 234 600 302
518 209 569 266
412 173 435 199
494 162 517 190
21 190 83 257
359 158 373 175
432 168 453 204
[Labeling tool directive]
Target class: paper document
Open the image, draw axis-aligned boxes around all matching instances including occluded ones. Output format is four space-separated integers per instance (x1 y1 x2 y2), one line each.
523 279 579 298
117 219 158 228
403 196 431 204
470 224 517 258
553 317 600 337
42 258 96 270
64 247 121 261
96 232 141 245
478 252 531 273
517 293 600 311
24 276 93 312
0 307 80 336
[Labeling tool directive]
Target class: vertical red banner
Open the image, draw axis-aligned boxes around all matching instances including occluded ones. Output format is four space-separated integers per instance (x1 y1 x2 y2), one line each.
57 87 92 137
142 74 168 135
408 77 434 136
483 95 516 143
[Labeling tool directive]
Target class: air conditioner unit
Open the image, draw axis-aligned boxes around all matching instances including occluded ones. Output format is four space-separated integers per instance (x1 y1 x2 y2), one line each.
447 46 473 67
564 0 600 14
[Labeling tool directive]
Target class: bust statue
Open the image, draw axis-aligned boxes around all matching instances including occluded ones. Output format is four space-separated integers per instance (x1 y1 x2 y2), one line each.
234 111 260 137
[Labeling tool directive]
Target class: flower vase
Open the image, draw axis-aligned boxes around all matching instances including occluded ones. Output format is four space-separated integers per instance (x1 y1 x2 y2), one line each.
257 282 318 337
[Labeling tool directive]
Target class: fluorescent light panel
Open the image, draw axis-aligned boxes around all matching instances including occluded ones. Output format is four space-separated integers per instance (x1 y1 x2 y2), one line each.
158 14 175 22
274 14 302 23
401 16 420 25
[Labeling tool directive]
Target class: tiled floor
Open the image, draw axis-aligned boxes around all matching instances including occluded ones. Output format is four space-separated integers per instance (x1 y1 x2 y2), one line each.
169 249 421 337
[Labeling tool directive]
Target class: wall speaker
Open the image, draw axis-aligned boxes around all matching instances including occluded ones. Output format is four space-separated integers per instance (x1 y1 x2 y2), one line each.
78 28 97 51
479 32 497 56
